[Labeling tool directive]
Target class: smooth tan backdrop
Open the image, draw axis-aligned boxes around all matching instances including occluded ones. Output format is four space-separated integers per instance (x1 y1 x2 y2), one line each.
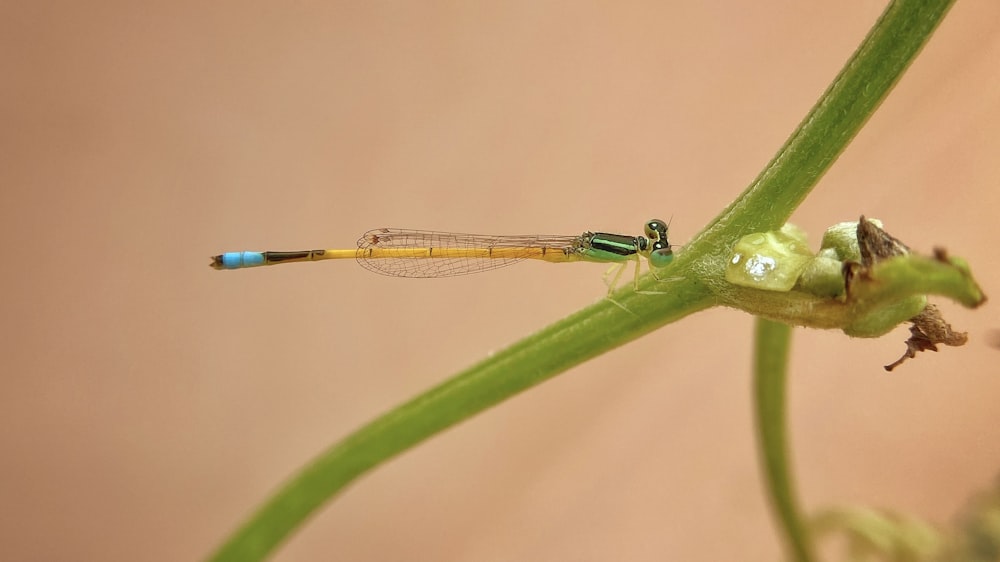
3 2 999 560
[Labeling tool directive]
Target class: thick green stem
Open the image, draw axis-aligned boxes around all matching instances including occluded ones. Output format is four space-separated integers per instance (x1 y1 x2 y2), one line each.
208 284 715 562
691 0 957 256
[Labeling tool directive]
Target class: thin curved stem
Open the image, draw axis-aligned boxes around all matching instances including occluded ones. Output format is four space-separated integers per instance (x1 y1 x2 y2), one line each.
754 318 814 562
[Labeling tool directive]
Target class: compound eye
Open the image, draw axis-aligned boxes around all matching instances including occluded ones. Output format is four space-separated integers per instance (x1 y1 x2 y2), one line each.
649 242 674 269
644 219 667 241
649 249 674 269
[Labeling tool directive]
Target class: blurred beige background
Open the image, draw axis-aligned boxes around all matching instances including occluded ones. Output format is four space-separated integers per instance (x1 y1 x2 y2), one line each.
3 2 999 560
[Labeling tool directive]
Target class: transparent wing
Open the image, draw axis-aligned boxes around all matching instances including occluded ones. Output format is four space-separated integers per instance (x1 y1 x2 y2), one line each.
356 228 584 277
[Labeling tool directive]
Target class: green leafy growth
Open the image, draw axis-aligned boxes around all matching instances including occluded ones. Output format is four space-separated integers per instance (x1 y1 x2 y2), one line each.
807 477 1000 562
208 1 970 560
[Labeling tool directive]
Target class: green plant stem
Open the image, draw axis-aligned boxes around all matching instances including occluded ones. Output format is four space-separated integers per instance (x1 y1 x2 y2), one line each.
754 318 814 562
208 1 959 560
694 0 956 250
209 284 716 562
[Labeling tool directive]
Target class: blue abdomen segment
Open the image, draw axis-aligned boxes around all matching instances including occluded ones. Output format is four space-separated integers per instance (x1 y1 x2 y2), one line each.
219 251 265 269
